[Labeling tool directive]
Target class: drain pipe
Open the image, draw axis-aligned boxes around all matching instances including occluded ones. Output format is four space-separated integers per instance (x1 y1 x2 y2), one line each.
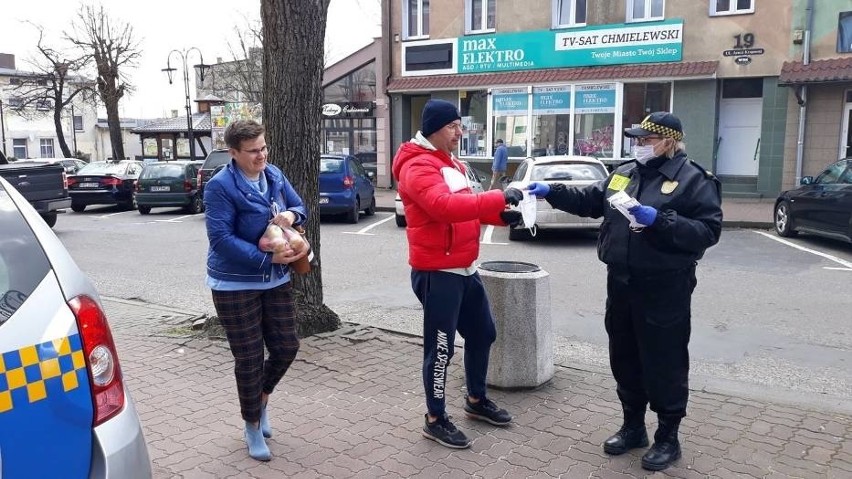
794 0 815 185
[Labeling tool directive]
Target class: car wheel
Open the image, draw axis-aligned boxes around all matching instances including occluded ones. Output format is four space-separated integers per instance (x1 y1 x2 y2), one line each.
71 203 86 213
138 205 152 215
508 226 533 241
395 213 407 227
774 201 797 237
187 194 203 214
41 212 58 228
364 196 376 216
346 199 360 224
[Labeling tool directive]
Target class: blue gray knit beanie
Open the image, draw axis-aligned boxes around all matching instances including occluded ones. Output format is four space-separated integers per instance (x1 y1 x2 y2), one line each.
421 99 461 137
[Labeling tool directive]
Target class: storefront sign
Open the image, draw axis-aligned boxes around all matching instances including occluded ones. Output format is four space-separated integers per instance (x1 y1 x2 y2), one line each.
532 87 571 114
574 85 616 113
456 19 682 74
492 88 529 116
321 102 374 117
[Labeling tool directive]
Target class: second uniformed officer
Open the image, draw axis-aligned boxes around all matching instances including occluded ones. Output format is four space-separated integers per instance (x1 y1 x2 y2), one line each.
526 112 722 472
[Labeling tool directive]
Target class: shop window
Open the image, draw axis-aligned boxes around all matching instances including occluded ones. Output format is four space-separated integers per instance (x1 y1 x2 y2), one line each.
839 11 852 53
492 88 529 157
553 0 587 28
459 90 488 157
622 82 671 155
466 0 495 34
12 139 27 159
403 0 429 39
710 0 754 16
573 84 616 159
531 86 572 156
627 0 664 22
39 138 55 158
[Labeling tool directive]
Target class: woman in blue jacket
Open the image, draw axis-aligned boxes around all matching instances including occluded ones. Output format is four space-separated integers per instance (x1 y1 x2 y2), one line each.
203 120 308 462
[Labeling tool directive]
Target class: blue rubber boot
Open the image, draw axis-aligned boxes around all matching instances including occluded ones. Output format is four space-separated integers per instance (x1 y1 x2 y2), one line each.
260 403 272 438
244 421 271 461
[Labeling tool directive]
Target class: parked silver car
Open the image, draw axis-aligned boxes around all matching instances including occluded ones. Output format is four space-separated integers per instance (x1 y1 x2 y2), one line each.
0 176 152 478
505 155 609 240
395 160 487 227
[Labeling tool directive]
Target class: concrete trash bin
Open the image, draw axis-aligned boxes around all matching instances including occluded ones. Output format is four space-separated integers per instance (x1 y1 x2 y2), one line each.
479 261 553 389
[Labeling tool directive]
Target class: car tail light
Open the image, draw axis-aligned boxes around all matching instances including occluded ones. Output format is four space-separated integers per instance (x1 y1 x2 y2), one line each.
62 171 68 190
102 176 122 187
197 171 202 186
184 180 192 192
134 180 140 192
68 295 125 426
343 176 354 188
67 177 78 187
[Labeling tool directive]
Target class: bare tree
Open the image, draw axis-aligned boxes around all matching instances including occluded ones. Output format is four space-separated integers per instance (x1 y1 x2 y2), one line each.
262 0 339 336
9 26 96 158
66 3 140 161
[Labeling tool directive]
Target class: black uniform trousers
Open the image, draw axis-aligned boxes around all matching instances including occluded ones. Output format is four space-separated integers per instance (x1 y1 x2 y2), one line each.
604 265 696 419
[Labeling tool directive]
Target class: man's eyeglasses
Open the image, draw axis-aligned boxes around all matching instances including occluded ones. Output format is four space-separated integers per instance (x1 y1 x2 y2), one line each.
444 123 463 132
636 136 664 145
241 145 268 155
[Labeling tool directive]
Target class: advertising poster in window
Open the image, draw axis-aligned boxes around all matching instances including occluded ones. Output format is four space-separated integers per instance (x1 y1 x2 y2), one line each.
532 86 571 115
574 84 616 113
211 105 227 149
492 88 529 116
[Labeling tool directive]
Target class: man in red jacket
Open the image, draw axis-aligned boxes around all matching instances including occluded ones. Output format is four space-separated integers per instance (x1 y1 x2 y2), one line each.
392 99 524 449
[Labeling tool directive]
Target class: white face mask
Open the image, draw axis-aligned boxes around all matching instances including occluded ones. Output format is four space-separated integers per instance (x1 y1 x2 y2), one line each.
632 145 656 164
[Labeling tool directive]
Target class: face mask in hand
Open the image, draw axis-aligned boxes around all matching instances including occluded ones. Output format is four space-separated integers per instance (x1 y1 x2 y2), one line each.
632 145 656 164
518 191 538 236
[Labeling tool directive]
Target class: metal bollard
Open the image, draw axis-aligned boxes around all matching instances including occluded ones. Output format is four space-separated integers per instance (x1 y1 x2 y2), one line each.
479 261 554 389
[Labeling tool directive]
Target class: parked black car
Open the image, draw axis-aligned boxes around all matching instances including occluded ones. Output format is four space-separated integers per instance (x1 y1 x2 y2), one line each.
135 161 204 215
774 158 852 243
197 149 232 196
68 160 144 212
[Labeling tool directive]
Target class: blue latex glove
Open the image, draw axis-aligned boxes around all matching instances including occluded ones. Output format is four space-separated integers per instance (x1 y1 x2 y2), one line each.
629 204 658 226
526 182 550 197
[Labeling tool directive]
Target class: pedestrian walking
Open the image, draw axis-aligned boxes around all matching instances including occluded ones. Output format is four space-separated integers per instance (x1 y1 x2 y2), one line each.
203 120 308 462
392 99 524 449
490 139 509 190
526 112 722 471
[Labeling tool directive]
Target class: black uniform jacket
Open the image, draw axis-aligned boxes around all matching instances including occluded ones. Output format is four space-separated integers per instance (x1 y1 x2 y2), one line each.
545 151 722 273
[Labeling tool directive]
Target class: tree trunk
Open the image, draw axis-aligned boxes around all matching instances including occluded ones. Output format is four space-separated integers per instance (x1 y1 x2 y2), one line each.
53 104 73 158
104 97 125 161
261 0 338 337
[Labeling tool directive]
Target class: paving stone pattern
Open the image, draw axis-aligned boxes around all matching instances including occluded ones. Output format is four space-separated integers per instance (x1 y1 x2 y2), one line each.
105 299 850 479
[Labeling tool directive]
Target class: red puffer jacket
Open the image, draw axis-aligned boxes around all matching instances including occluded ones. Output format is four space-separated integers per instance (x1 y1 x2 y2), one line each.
392 137 508 270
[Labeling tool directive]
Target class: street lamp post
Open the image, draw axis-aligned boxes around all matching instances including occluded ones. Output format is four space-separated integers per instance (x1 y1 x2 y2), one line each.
162 48 210 161
0 99 6 156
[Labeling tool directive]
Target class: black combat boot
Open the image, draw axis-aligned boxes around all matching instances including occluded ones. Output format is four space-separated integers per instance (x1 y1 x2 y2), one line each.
641 415 682 471
603 409 648 455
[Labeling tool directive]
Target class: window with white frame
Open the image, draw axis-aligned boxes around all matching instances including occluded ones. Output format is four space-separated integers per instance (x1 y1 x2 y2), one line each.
12 139 27 159
40 138 54 158
403 0 429 39
554 0 587 28
466 0 495 34
710 0 754 16
627 0 664 22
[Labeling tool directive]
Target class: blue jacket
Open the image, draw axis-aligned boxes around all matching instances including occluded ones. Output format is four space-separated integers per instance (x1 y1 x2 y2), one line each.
204 161 307 282
492 144 508 172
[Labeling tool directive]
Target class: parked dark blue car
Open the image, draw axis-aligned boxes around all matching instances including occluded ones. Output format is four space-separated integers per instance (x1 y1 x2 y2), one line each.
774 158 852 243
319 154 376 223
68 160 144 212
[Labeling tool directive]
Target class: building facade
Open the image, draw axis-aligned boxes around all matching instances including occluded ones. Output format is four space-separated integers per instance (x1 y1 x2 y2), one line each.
382 0 800 197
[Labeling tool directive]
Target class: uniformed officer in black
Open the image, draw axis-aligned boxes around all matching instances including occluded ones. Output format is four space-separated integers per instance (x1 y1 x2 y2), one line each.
526 112 722 471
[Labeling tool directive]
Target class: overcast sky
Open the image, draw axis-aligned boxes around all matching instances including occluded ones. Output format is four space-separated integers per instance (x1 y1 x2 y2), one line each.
0 0 381 119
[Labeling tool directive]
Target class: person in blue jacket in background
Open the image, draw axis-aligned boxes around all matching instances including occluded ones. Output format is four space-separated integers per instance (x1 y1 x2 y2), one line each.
490 139 509 190
203 119 308 462
526 112 722 472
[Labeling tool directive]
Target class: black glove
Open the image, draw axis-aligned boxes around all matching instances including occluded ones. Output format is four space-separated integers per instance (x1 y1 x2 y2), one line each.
499 210 523 228
503 187 523 206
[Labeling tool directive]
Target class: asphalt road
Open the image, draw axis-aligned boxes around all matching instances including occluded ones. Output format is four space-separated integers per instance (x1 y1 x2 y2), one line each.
52 206 852 413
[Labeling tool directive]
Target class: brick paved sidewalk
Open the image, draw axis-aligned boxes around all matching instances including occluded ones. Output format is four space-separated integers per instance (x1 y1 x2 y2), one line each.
106 299 850 479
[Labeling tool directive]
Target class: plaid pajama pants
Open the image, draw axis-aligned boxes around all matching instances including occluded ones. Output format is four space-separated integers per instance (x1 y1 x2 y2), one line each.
212 283 300 423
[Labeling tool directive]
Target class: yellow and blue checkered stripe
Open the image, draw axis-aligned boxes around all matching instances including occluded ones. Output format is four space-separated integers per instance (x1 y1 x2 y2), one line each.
0 334 87 414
